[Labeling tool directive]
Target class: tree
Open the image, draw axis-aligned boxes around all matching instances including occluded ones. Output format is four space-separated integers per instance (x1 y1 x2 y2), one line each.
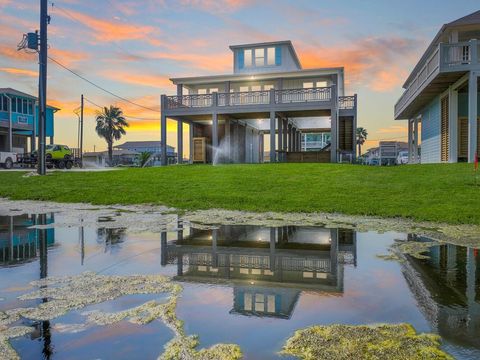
95 106 129 166
137 151 152 168
356 127 368 156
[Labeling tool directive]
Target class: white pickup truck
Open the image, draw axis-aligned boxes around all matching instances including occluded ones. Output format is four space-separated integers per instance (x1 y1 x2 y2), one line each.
0 151 16 169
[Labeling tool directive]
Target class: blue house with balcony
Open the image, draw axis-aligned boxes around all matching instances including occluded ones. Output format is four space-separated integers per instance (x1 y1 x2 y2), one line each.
0 88 59 153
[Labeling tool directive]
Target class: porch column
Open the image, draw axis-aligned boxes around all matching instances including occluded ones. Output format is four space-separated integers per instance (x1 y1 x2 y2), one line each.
282 118 288 153
189 122 194 164
468 71 478 162
212 92 218 164
225 118 231 163
260 132 264 163
448 87 458 163
270 111 276 162
277 117 283 161
330 107 338 163
297 131 301 151
292 127 297 151
408 119 413 163
413 117 419 164
288 124 293 152
176 84 183 97
177 119 183 164
160 95 167 166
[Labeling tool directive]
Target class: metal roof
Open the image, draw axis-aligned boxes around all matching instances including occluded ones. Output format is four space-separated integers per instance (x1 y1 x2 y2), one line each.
114 141 174 150
170 67 344 85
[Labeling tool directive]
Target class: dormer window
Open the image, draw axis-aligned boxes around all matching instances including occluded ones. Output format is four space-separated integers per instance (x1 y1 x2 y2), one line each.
254 48 265 66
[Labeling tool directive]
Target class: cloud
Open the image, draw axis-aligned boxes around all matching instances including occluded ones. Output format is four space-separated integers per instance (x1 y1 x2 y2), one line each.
297 36 423 93
55 8 161 44
0 67 37 77
145 51 231 73
377 125 408 134
101 69 172 90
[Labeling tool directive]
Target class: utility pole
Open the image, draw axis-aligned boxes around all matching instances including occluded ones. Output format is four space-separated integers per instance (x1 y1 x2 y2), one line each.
80 94 84 168
37 0 49 175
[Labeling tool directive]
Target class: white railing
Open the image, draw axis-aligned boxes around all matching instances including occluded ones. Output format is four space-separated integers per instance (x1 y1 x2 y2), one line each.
164 87 335 110
275 87 332 103
218 90 270 106
339 95 356 110
395 40 479 118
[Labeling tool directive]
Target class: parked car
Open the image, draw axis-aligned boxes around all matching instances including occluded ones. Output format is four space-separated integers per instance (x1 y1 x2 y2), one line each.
369 158 380 166
396 150 409 165
0 151 17 169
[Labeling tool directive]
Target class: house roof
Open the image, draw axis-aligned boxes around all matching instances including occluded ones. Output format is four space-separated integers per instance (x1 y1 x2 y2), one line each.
0 87 61 111
403 10 480 88
170 67 344 86
114 141 174 150
83 149 139 157
229 40 302 69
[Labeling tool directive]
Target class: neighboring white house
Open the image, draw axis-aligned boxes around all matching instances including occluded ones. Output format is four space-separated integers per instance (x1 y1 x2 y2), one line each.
160 40 357 165
395 10 480 164
364 141 409 165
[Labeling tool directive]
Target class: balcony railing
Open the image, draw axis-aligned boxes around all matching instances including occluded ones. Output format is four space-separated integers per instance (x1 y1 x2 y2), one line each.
395 39 479 118
339 95 356 110
164 87 335 110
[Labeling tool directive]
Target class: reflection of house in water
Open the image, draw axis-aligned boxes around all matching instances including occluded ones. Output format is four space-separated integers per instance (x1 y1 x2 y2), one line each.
161 225 356 319
0 214 55 265
401 235 480 349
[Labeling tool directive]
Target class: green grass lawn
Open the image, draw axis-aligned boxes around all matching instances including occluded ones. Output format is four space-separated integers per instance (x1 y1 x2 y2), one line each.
0 163 479 225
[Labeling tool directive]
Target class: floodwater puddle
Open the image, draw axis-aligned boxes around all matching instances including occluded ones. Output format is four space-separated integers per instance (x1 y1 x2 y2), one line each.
0 213 479 359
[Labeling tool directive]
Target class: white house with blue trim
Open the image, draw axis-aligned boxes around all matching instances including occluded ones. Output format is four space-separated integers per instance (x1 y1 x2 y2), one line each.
395 11 480 164
0 88 58 154
160 40 357 165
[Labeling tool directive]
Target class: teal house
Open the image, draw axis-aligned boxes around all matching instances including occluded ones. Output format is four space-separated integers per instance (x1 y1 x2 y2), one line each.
0 88 59 153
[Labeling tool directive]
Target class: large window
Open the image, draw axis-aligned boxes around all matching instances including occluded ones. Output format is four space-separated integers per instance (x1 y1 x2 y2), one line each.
267 47 275 65
0 95 8 112
244 49 253 67
254 48 265 66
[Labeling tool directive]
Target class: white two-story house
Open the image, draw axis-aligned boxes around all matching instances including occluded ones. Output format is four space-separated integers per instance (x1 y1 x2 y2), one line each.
160 41 357 165
395 11 480 163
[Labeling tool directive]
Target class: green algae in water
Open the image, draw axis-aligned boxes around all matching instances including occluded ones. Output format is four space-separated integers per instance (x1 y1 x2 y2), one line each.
0 272 242 360
377 239 439 262
281 323 452 360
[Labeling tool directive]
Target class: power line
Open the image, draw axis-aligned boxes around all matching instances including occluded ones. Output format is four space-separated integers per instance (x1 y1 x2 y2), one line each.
48 56 161 113
84 97 160 121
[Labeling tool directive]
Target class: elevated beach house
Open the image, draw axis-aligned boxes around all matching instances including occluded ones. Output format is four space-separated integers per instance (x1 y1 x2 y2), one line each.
160 41 357 164
395 11 480 163
0 88 58 154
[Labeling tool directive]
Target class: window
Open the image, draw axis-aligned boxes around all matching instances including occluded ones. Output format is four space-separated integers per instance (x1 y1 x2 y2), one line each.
197 89 207 95
239 86 249 92
267 47 275 65
16 98 22 113
209 88 218 93
251 85 261 92
316 81 328 88
22 99 27 114
303 82 314 89
244 49 252 67
11 97 16 112
254 48 265 66
0 95 8 111
264 84 274 91
28 101 33 115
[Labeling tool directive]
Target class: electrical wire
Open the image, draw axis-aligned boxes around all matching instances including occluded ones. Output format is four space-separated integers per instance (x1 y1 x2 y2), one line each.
84 97 160 121
48 56 161 113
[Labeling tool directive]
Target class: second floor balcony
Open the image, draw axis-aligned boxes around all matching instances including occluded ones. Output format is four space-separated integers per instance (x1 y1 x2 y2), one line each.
395 39 480 119
163 87 356 115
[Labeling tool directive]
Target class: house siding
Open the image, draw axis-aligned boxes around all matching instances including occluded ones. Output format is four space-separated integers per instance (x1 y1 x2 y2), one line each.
420 96 441 163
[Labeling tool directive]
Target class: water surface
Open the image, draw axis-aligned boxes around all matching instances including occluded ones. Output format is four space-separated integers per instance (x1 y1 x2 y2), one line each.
1 213 479 359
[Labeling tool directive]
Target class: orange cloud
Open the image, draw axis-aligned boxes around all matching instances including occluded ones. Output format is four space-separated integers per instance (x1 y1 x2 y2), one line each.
0 67 37 77
55 8 160 44
101 70 172 90
297 36 422 93
146 51 231 73
377 125 408 134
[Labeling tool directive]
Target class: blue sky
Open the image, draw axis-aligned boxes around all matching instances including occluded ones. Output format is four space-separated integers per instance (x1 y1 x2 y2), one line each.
1 0 479 152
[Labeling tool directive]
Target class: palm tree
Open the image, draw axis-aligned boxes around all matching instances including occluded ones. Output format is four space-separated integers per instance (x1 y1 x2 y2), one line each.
137 151 152 167
356 127 368 156
95 106 129 165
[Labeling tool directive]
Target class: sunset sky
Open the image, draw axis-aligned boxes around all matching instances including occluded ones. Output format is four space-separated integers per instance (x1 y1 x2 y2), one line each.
1 0 479 153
